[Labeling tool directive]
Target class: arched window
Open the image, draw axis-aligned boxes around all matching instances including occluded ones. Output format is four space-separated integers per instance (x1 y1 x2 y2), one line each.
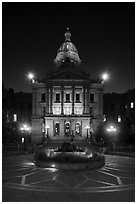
54 123 60 136
65 122 70 136
75 122 81 136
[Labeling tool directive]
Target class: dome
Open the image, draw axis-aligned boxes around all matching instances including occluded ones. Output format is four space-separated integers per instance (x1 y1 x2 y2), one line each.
54 28 81 66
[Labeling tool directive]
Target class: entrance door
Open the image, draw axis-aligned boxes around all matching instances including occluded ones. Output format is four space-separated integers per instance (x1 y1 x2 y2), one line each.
75 122 81 136
65 122 70 136
54 122 60 136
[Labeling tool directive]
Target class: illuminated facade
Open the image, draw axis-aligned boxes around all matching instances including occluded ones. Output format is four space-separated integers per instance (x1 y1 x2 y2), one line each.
31 29 103 144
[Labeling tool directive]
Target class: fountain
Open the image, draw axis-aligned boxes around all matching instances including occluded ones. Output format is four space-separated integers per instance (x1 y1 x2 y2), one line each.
34 142 105 170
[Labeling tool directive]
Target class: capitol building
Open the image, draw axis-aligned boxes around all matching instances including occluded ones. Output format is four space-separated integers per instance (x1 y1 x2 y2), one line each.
31 29 104 144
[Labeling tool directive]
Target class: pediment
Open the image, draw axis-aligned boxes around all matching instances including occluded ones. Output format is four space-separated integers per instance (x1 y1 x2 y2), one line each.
47 63 89 80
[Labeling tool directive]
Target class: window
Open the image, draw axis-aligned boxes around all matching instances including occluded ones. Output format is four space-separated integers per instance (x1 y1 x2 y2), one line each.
76 94 80 102
90 107 94 116
13 114 17 122
41 124 45 133
56 93 60 102
75 107 80 115
65 122 70 135
64 107 71 115
55 123 60 135
41 93 45 102
54 107 61 115
131 102 134 108
66 94 70 102
41 107 46 116
103 115 106 122
28 104 32 110
118 115 121 123
90 94 94 103
75 122 80 134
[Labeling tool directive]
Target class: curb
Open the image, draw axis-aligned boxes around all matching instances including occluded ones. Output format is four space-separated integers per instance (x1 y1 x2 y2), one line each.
105 152 135 158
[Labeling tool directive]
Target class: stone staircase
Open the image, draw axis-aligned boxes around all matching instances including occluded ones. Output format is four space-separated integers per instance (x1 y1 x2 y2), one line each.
44 139 87 149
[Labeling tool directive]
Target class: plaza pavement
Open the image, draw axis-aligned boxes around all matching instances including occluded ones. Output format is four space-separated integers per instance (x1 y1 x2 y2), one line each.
2 153 135 202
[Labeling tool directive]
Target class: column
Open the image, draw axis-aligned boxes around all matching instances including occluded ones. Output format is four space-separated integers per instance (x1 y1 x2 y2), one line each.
99 90 103 116
61 86 64 114
83 87 85 114
85 87 89 114
72 86 74 114
32 89 36 116
46 88 49 114
50 87 53 114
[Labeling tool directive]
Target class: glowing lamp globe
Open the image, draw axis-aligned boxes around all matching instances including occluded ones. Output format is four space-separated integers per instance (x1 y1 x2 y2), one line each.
27 73 35 80
101 73 109 81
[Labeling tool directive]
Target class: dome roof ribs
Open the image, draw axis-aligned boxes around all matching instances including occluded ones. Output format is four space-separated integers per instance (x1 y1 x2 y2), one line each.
54 28 81 66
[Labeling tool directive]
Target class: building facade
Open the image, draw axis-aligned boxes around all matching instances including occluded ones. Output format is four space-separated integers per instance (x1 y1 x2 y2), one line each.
103 89 135 144
31 29 103 144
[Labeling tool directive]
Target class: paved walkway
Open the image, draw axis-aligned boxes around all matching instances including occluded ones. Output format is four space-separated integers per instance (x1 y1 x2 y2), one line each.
2 153 135 202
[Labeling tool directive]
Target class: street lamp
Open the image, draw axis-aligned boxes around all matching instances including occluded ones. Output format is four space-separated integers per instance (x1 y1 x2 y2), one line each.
106 125 117 152
27 72 35 83
107 125 117 132
20 124 31 151
101 72 109 83
85 125 90 139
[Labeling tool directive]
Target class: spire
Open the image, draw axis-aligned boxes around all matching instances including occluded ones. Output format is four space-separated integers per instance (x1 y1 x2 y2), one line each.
65 27 71 42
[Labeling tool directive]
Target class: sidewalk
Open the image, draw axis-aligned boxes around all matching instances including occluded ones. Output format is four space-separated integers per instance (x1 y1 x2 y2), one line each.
105 151 135 158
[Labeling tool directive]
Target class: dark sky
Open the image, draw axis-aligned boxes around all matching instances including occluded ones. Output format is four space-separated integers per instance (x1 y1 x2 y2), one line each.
2 2 135 93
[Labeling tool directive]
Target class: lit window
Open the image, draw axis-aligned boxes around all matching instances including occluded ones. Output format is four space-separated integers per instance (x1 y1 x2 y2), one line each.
54 107 61 115
55 123 60 135
41 124 45 133
65 107 71 115
13 114 17 122
76 123 80 134
131 102 134 108
118 115 121 123
75 107 80 115
103 115 106 122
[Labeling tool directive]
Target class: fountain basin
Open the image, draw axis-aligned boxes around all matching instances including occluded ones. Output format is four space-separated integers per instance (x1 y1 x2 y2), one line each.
34 155 105 170
34 143 105 170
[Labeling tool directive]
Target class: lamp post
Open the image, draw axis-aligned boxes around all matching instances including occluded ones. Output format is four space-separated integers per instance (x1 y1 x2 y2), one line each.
20 124 31 152
85 125 90 139
106 125 117 152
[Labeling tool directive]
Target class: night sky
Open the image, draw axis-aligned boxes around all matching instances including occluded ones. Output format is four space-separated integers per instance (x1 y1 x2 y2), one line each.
2 2 135 93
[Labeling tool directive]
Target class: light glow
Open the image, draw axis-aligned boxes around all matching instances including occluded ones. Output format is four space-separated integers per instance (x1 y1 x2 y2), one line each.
131 102 134 108
85 125 90 129
20 124 31 132
27 72 35 80
107 125 117 132
101 72 109 81
118 116 121 123
13 114 17 122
